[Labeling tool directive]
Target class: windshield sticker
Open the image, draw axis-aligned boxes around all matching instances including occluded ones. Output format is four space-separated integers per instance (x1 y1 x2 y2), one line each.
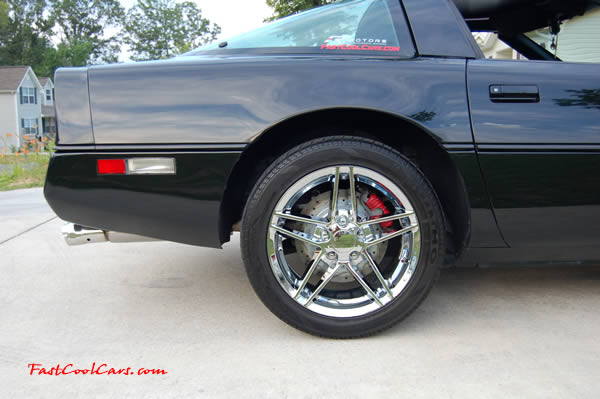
322 36 399 52
324 35 355 45
355 38 388 44
320 43 400 52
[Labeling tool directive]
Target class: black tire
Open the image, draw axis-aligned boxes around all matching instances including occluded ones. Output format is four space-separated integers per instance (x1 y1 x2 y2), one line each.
241 136 445 338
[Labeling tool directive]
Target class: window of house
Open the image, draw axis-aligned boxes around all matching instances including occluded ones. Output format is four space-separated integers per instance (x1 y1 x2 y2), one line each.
190 0 414 57
21 118 39 135
43 119 56 134
20 87 37 104
46 89 52 101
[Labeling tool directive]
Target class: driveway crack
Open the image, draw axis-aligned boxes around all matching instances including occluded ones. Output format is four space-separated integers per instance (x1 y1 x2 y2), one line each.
0 216 57 245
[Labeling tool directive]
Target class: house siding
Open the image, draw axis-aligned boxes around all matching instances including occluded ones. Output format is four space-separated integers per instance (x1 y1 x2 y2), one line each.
474 8 600 62
556 8 600 63
0 94 19 149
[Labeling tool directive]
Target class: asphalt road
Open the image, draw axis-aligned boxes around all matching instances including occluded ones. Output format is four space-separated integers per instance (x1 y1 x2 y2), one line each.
1 188 600 398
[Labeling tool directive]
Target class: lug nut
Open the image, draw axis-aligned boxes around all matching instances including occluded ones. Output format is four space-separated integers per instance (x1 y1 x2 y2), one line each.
350 251 360 260
326 251 337 260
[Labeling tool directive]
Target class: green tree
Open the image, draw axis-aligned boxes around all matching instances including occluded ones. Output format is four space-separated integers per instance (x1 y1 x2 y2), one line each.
123 0 220 61
49 0 125 64
265 0 338 21
0 1 9 32
0 0 55 71
36 39 95 76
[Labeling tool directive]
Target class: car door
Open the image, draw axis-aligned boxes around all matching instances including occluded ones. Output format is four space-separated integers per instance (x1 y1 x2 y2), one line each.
467 59 600 249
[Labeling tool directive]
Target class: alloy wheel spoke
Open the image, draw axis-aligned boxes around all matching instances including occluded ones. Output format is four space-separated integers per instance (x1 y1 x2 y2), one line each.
348 166 358 223
303 262 342 306
343 262 383 307
365 224 419 247
274 212 328 228
358 211 415 228
330 167 341 221
294 250 324 300
363 250 394 299
271 224 324 247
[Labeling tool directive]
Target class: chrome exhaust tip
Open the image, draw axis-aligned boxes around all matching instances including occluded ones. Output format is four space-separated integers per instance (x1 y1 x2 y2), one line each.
62 224 107 245
62 223 157 246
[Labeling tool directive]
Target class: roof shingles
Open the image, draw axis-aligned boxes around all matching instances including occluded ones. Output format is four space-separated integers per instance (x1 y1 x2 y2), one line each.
0 66 30 91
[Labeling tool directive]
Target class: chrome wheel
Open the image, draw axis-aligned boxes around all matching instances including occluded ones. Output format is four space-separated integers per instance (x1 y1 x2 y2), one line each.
267 166 420 318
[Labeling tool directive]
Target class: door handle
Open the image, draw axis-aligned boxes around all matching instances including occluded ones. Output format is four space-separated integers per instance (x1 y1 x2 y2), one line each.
489 85 540 103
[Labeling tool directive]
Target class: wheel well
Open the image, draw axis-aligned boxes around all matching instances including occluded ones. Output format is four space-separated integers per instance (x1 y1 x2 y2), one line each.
219 108 471 260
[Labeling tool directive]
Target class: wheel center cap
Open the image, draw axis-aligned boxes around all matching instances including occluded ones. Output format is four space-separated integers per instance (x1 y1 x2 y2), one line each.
336 215 349 228
332 229 357 248
329 221 361 258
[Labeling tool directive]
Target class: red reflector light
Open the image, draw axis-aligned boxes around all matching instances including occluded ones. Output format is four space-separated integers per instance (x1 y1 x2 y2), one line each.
97 159 126 175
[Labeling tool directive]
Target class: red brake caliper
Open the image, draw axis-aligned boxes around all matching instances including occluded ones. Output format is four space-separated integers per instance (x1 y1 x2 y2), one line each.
364 193 394 229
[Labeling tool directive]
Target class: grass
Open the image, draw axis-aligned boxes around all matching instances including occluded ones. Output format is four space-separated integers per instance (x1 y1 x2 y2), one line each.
0 153 51 191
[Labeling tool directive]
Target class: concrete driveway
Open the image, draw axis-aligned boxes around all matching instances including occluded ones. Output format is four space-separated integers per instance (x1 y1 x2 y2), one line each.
1 189 600 398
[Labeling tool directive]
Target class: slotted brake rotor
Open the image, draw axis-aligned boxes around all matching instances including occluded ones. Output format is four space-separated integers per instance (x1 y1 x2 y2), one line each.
295 190 388 283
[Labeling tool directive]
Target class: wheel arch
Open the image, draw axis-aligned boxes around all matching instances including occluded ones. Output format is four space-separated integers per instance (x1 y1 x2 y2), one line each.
219 107 471 261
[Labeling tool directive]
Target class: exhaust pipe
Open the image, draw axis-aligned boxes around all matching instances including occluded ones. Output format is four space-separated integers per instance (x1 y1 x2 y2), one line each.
62 223 158 246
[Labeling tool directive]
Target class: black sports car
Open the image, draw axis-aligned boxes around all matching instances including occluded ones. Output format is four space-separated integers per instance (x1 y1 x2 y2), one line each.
45 0 600 337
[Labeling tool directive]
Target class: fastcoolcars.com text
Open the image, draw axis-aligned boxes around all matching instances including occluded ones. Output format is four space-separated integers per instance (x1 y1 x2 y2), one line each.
28 363 167 376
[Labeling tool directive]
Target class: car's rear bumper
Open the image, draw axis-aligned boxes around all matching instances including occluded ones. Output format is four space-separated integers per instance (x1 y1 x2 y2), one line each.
44 150 241 247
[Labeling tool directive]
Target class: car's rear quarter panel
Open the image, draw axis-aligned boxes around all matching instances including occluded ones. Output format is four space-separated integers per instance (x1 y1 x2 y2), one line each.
87 57 473 144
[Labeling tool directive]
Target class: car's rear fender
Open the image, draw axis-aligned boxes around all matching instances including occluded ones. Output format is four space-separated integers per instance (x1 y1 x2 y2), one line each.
53 67 94 145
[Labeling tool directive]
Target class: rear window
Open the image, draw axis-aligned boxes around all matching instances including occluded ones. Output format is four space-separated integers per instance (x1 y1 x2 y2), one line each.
189 0 414 57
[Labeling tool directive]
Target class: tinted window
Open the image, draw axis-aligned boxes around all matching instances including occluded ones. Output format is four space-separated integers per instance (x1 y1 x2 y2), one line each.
526 21 600 63
191 0 414 57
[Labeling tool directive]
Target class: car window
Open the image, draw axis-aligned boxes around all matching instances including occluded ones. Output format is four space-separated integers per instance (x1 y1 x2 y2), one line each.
472 7 600 63
472 32 528 60
526 25 600 63
190 0 414 57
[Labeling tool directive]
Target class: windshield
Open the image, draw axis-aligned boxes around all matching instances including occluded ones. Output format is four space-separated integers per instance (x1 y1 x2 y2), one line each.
187 0 414 57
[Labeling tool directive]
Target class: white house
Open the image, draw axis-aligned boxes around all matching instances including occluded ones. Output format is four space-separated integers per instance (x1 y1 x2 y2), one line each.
551 7 600 62
38 76 57 137
0 66 56 151
474 7 600 62
474 31 522 60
